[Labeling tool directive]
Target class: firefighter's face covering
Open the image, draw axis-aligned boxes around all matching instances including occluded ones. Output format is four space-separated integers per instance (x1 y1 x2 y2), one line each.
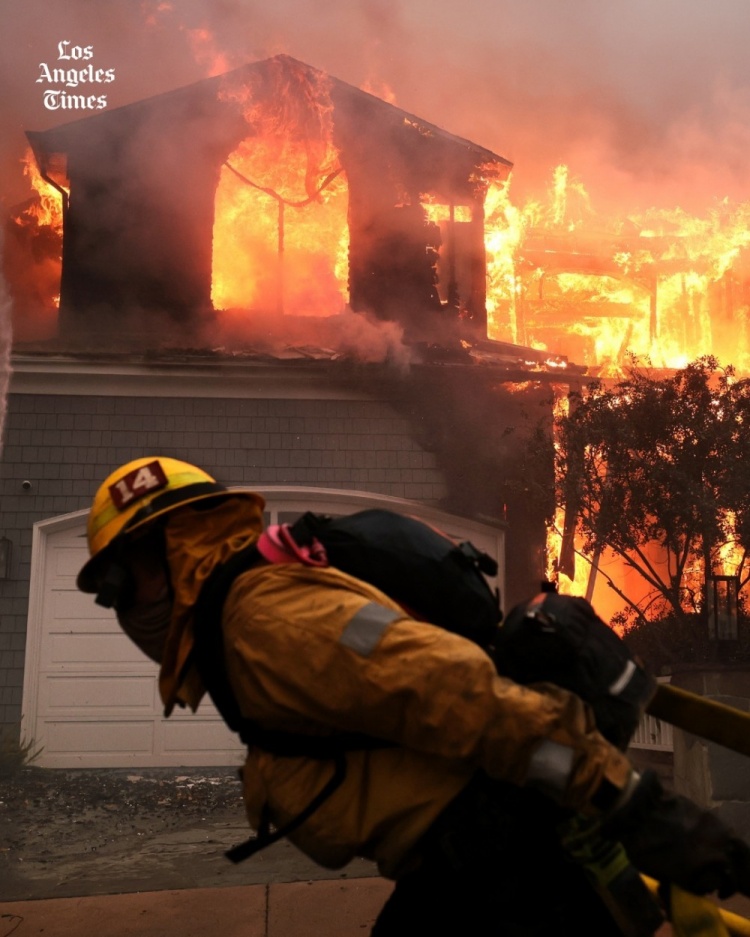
114 530 173 664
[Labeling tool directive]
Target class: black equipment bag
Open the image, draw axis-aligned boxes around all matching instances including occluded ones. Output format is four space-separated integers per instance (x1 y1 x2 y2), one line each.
288 509 502 647
192 507 503 740
494 593 656 751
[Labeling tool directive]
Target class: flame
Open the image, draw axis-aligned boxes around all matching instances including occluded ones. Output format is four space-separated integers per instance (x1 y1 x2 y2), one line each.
361 78 397 104
545 390 595 597
529 170 750 619
546 392 750 624
484 180 531 345
14 73 750 375
5 150 64 340
212 62 349 319
485 165 750 375
715 509 745 577
18 150 65 234
12 79 750 381
184 26 232 77
421 197 472 225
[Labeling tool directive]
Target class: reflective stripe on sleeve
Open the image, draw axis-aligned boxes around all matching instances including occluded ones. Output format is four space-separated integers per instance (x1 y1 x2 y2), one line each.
526 739 576 801
339 602 401 657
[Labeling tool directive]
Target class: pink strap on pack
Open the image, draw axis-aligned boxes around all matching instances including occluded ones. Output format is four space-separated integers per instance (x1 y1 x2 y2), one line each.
257 524 329 567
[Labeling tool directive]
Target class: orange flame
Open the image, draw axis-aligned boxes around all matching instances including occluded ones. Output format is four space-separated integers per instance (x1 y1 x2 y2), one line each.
212 63 349 319
4 151 64 340
485 165 750 375
18 150 65 235
545 390 599 600
360 78 397 104
12 93 750 381
715 509 745 577
184 26 231 77
484 179 533 345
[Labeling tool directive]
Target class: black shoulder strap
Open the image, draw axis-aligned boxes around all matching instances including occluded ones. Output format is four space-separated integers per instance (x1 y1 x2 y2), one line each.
191 544 262 743
225 753 348 863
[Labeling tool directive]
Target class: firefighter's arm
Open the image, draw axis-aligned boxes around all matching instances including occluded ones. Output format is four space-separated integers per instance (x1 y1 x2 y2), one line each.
224 566 631 810
345 611 750 900
224 569 750 898
363 618 634 812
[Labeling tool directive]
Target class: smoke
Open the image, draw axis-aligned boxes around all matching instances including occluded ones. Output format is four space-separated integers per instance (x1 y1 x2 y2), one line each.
3 0 750 213
211 307 411 369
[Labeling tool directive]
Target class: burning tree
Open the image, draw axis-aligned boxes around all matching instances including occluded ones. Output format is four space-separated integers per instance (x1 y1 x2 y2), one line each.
556 356 750 665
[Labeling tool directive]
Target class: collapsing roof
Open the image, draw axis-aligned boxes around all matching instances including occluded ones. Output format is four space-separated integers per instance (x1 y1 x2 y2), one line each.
27 55 512 345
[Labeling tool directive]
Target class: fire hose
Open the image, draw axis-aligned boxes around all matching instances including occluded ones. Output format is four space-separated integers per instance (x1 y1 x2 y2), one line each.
641 686 750 936
642 876 750 937
497 593 750 932
647 683 750 760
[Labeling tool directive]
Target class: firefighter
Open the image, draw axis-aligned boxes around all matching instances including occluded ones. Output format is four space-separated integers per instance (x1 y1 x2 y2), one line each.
77 456 750 936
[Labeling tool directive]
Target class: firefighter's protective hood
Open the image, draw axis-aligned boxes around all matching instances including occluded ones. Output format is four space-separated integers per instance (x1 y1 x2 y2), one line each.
159 494 265 713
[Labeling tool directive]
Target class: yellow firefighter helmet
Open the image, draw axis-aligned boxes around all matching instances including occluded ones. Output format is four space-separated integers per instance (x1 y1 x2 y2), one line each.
77 456 262 593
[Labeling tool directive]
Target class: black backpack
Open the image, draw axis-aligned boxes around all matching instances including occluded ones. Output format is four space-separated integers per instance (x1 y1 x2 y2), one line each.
288 509 502 646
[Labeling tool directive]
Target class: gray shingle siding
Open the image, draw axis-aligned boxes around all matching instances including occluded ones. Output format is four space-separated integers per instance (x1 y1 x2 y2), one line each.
0 390 447 742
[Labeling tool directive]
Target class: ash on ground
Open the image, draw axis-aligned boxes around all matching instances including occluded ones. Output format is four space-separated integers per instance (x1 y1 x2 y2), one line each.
0 767 375 901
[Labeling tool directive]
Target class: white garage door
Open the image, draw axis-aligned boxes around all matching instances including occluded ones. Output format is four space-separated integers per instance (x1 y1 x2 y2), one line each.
23 488 505 768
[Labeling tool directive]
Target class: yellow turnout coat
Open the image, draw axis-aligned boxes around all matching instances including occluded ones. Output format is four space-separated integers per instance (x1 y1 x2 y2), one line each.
155 497 631 879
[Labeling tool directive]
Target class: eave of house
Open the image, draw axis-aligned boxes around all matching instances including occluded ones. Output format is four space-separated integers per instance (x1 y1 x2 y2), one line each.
26 54 512 184
8 341 586 400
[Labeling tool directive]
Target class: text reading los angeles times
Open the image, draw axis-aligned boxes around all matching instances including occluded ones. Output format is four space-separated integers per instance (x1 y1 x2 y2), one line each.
37 42 115 111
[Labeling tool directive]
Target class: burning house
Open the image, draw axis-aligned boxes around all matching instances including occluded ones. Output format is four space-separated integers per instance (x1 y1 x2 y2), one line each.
0 58 580 768
21 54 511 344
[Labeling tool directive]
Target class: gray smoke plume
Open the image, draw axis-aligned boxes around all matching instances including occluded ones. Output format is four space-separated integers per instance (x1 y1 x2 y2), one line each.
4 0 750 214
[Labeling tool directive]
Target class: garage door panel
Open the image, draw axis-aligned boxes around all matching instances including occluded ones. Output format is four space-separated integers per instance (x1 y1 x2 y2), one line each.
51 590 118 621
47 616 121 635
41 674 158 712
45 633 147 666
162 718 240 754
44 720 156 756
28 518 239 768
49 545 88 580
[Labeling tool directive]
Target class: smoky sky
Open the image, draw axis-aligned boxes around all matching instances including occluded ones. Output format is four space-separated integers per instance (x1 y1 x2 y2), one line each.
2 0 750 215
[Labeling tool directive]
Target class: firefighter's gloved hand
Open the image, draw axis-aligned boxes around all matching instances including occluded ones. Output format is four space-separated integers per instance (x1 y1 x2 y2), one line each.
602 769 750 899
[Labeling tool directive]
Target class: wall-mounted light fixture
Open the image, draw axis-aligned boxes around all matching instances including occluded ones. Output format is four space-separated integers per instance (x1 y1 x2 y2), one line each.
0 537 12 580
